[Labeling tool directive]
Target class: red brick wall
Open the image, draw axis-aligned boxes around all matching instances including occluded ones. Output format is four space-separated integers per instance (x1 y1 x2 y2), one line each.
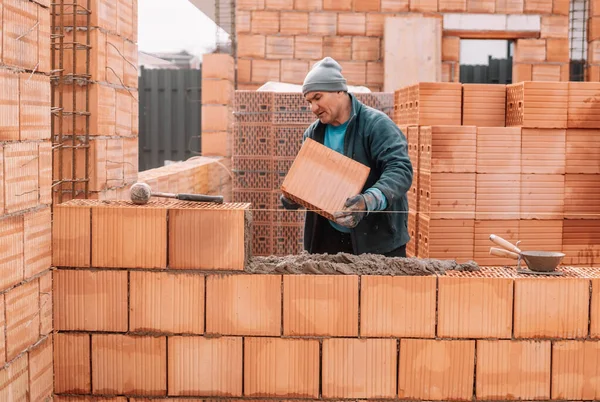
236 0 571 89
51 201 600 400
0 0 54 399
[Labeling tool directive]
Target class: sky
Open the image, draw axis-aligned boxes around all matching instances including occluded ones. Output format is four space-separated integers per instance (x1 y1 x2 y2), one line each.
138 0 221 57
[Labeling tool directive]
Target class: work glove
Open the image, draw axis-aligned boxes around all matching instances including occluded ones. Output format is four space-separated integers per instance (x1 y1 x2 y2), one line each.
333 193 376 229
280 194 301 210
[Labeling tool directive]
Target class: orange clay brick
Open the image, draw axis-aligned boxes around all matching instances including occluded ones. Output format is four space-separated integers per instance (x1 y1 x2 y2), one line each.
92 334 167 396
438 268 514 339
0 214 24 291
0 295 4 366
552 341 600 400
54 270 128 332
23 208 51 279
6 280 40 361
0 69 20 140
338 13 366 35
0 354 28 401
281 138 370 221
4 142 39 213
130 271 204 334
91 204 167 269
476 340 551 400
593 274 600 338
280 11 309 34
251 10 279 34
323 37 352 61
322 338 397 398
324 0 352 10
28 335 53 402
309 12 337 35
206 274 281 336
202 53 235 80
382 0 410 11
168 204 249 270
514 275 590 338
168 336 242 396
266 36 294 59
360 275 436 337
19 73 51 140
39 271 52 336
52 204 91 267
398 339 475 400
283 275 358 336
202 79 234 105
54 333 91 394
244 337 319 397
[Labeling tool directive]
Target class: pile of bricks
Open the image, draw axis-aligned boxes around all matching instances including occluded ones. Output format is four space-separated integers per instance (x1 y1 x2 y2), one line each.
134 156 229 198
51 197 600 401
232 90 393 256
53 0 139 203
397 81 600 267
0 0 54 400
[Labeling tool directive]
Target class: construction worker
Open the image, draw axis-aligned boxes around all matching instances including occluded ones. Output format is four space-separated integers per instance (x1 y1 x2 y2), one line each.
281 57 413 257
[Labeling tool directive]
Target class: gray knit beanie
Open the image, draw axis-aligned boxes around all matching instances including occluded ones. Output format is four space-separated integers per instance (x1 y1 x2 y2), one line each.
302 57 348 95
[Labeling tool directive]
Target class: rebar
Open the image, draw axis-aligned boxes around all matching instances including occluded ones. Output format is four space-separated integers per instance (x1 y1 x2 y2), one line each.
51 1 92 203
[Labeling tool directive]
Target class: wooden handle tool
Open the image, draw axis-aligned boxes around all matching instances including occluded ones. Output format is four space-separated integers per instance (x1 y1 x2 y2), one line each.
489 234 522 254
489 247 519 260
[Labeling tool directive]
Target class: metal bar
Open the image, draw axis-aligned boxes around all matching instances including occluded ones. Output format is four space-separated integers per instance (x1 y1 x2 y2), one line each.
85 0 91 197
71 0 77 198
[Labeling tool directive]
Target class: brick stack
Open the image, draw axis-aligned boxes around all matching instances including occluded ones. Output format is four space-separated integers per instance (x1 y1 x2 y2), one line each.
233 90 393 256
52 0 139 203
0 0 54 400
133 156 228 198
50 198 600 402
236 0 571 88
397 81 600 267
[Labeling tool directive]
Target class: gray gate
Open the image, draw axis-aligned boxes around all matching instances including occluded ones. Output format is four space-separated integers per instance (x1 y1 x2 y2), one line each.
460 57 513 84
138 67 202 171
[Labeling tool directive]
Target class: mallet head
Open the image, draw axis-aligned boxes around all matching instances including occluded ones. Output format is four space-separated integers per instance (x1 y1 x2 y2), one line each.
130 182 152 205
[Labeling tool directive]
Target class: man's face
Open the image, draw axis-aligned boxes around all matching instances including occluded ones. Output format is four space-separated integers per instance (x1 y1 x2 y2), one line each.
304 91 344 125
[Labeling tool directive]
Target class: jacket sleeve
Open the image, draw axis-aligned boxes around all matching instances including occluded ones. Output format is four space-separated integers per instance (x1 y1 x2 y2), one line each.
366 116 413 208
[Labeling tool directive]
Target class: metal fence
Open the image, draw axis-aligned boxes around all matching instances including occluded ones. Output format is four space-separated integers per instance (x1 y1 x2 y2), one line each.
138 67 202 171
460 57 513 84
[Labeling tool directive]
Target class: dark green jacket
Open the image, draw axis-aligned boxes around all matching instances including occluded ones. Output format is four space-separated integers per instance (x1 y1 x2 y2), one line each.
302 93 413 255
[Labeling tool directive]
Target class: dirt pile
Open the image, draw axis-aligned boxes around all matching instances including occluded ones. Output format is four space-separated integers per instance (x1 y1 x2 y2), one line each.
246 252 479 275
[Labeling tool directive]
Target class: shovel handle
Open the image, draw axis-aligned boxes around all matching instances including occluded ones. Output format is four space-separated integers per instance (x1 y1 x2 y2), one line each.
490 247 520 260
489 234 522 254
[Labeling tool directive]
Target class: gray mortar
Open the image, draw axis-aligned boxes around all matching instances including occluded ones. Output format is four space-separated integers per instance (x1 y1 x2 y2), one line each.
246 251 479 275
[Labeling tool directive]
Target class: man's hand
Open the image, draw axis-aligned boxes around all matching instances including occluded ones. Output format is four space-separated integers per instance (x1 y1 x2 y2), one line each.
333 194 373 228
280 194 301 210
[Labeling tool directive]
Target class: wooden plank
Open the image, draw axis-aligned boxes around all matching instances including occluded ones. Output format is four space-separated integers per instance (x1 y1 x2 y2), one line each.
384 16 442 92
443 29 540 39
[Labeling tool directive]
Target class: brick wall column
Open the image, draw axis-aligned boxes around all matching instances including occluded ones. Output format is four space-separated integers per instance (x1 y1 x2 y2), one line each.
201 53 235 201
52 0 139 202
0 0 54 399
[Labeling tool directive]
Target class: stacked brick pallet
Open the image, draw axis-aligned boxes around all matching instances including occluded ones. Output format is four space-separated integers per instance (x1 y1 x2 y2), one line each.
236 0 573 89
0 0 54 400
232 90 393 256
133 156 227 198
53 0 139 202
52 200 600 400
396 81 600 267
